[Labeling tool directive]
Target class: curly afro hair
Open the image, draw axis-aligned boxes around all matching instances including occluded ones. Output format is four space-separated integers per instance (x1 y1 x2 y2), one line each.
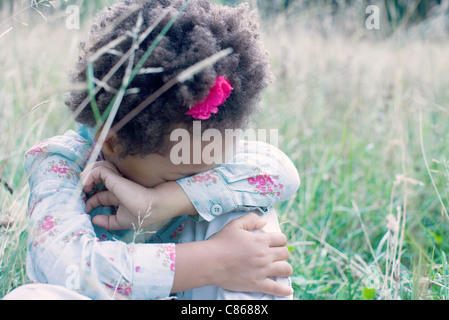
65 0 271 157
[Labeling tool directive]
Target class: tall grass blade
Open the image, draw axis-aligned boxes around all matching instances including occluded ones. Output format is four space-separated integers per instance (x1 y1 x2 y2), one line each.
86 62 102 124
443 251 449 300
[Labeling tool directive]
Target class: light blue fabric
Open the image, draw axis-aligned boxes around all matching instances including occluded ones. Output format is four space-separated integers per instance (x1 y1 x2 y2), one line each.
176 140 300 222
177 208 293 300
22 125 299 300
24 129 176 300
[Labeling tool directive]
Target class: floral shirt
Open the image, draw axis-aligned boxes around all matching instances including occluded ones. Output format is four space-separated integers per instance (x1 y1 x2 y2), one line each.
24 125 299 300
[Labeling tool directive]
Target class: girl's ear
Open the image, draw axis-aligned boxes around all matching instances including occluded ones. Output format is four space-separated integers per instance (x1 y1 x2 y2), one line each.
101 138 118 157
96 130 120 157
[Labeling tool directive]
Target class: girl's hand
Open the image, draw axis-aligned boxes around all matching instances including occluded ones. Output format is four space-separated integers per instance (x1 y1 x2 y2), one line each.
210 213 294 296
80 161 197 230
173 213 294 297
80 161 153 230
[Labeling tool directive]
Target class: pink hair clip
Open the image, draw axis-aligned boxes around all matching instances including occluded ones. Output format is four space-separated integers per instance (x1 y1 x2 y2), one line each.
186 76 233 120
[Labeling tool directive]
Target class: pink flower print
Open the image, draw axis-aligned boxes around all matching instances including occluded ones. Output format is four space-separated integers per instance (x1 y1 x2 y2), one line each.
164 244 176 271
169 252 176 271
45 160 76 180
74 231 85 238
117 286 133 297
25 141 48 158
165 245 175 254
127 245 136 254
51 165 67 174
170 222 184 241
28 146 43 156
63 230 88 243
105 283 133 297
121 286 132 297
40 216 55 231
265 175 274 185
247 171 282 198
32 215 60 247
193 176 203 183
59 167 68 174
135 266 141 273
257 175 267 186
186 170 219 187
248 177 257 185
157 244 176 271
257 186 266 196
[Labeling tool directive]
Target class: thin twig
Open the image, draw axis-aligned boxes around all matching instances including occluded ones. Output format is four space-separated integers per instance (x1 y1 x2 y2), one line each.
0 177 14 195
32 99 52 111
0 27 13 40
0 0 46 29
287 219 366 276
352 200 384 282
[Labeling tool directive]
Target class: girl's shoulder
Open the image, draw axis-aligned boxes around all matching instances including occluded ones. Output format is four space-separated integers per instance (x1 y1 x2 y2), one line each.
24 127 94 175
233 140 299 174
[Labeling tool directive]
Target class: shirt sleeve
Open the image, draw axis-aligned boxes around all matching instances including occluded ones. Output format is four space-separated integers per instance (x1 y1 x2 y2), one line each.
176 140 300 222
24 132 175 300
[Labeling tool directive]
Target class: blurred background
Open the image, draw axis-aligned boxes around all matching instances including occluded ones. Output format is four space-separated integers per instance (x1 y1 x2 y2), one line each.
1 0 449 300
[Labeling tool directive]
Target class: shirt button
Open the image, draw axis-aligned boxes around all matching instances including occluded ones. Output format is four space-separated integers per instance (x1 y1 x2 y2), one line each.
210 204 223 215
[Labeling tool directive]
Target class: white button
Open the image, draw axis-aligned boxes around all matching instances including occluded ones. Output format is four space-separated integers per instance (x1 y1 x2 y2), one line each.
210 204 223 215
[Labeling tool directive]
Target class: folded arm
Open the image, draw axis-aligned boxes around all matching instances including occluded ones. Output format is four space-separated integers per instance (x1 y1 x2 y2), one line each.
25 151 175 299
24 132 294 299
85 140 300 230
177 140 300 221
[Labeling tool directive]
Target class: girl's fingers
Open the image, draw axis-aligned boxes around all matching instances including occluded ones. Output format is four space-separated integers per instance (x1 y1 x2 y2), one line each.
266 232 288 248
231 212 267 231
80 161 122 192
270 246 290 262
85 191 120 212
92 214 123 231
229 213 287 247
82 165 125 194
83 161 121 176
268 260 293 278
259 278 293 297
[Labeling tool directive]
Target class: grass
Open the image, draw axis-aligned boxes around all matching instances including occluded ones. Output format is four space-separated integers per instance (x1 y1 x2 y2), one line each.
255 17 449 299
1 2 449 300
0 12 78 296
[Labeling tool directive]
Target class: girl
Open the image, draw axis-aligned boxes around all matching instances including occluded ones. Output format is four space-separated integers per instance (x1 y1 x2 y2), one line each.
13 0 299 300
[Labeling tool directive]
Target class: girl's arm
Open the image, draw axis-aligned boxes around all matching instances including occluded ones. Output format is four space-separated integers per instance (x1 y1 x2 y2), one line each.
172 213 293 296
25 139 174 299
86 140 300 230
176 140 300 222
24 132 292 299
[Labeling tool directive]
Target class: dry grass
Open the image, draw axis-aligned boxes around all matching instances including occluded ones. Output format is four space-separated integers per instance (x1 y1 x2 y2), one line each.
0 7 82 295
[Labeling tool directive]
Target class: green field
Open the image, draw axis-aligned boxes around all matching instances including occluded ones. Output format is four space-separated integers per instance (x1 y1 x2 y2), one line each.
1 1 449 300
